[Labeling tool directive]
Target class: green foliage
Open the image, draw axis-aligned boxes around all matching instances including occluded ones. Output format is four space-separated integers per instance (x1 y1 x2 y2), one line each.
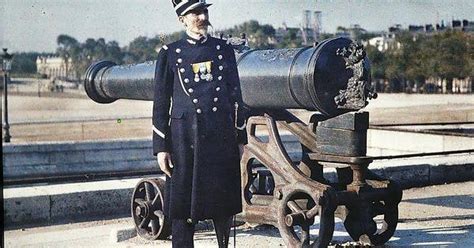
10 52 51 76
220 20 277 49
436 31 471 79
124 36 161 63
369 30 473 93
123 31 185 64
55 36 127 80
277 28 303 48
365 45 386 80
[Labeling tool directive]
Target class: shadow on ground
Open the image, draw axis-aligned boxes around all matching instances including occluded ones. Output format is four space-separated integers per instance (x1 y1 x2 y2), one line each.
403 194 474 210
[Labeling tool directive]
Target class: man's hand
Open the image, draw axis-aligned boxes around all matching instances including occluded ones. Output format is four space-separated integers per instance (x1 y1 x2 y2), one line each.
157 152 173 177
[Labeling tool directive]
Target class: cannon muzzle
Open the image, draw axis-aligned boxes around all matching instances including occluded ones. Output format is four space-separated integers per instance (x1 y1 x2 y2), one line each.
84 37 376 116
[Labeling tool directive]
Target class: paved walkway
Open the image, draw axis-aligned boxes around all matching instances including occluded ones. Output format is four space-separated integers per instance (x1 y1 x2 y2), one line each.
5 181 473 247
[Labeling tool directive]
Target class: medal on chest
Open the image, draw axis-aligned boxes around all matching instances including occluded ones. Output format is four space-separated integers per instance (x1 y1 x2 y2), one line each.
191 61 213 82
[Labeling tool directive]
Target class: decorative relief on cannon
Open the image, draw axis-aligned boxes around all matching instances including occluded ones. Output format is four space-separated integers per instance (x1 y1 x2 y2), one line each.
334 42 377 110
257 49 300 62
225 36 250 54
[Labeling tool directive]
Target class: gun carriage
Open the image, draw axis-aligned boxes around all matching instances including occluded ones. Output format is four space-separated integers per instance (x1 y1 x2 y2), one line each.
84 37 402 247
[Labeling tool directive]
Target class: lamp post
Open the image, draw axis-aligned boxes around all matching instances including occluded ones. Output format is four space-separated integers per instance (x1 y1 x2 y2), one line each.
2 48 13 142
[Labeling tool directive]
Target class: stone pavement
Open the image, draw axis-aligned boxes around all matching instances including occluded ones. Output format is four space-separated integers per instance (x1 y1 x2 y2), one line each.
4 152 473 228
4 181 473 247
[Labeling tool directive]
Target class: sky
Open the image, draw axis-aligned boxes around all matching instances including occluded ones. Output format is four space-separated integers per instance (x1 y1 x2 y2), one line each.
1 0 473 53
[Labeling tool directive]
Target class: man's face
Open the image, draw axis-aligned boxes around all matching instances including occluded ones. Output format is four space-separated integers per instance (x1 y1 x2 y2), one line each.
180 7 211 35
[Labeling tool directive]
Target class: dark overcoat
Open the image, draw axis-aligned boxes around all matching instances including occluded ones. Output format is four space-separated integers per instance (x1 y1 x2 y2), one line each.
152 35 247 221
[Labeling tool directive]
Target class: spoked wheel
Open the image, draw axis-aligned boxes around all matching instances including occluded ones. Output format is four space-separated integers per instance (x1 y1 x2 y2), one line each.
343 181 402 245
131 178 171 240
278 190 335 248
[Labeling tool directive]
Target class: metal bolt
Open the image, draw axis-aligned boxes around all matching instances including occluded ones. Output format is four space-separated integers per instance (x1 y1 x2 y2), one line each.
135 206 142 217
276 190 283 200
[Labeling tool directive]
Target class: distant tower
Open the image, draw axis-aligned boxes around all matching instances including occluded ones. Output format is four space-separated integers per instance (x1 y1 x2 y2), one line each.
300 25 308 45
303 10 311 30
313 11 322 42
301 10 312 45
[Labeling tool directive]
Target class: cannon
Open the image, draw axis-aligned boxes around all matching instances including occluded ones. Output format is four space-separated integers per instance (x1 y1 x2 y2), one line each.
84 37 401 247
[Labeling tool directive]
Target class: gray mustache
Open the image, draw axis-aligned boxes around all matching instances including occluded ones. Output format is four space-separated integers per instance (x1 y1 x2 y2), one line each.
197 20 212 27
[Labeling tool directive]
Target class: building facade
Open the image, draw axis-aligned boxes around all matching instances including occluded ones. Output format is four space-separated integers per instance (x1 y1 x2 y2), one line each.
36 56 75 80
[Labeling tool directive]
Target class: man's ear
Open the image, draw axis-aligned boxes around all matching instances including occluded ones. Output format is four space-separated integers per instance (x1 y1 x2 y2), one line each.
178 16 185 24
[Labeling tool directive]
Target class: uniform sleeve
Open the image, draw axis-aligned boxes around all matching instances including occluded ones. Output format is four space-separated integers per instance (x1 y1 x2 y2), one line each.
152 47 173 155
225 45 249 144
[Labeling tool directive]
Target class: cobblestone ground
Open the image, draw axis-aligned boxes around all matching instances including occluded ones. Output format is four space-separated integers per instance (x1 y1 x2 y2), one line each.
5 182 473 247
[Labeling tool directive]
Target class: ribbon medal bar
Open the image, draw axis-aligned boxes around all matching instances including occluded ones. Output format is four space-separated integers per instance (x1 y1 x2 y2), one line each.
192 61 213 82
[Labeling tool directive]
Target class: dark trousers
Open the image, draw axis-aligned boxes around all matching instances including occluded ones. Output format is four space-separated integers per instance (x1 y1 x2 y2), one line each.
172 216 233 248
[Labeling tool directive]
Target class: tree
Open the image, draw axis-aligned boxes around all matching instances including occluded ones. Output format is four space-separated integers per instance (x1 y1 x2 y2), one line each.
11 52 54 76
125 36 162 63
365 45 386 80
336 26 347 33
105 41 124 63
435 31 471 92
56 34 79 79
57 34 79 52
55 35 129 80
277 28 302 48
371 29 473 93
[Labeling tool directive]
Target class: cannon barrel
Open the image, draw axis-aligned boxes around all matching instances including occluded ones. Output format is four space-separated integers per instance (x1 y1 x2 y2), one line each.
84 37 376 116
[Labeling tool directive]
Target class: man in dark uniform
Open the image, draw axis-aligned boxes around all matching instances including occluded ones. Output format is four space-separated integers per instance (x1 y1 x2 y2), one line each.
152 0 248 247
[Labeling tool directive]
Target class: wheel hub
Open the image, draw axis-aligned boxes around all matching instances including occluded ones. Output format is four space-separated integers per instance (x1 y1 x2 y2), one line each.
136 201 150 218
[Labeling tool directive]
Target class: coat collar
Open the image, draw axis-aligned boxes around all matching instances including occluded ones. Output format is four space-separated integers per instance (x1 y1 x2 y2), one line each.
186 33 208 45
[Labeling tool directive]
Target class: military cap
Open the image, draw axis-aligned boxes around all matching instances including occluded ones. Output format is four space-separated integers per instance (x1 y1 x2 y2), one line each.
172 0 212 16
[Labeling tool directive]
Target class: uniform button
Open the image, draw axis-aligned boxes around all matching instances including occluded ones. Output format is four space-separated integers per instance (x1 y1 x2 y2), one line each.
216 87 221 91
177 58 182 63
214 97 218 102
234 86 238 90
184 78 190 83
216 45 221 50
188 88 194 93
219 65 224 71
196 108 202 114
218 55 223 60
194 77 200 82
193 98 198 104
218 76 222 81
176 48 181 53
180 68 185 73
212 107 218 112
187 218 193 224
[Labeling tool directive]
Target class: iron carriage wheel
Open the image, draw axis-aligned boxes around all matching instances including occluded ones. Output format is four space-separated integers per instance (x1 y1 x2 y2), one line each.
131 178 171 240
342 180 402 246
277 188 335 248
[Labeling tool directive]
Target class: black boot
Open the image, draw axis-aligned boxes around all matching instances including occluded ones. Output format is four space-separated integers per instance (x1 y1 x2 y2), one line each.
172 219 195 248
213 216 233 248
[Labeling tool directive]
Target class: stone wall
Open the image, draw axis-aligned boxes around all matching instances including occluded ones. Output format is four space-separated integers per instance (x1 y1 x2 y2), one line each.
3 130 472 182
